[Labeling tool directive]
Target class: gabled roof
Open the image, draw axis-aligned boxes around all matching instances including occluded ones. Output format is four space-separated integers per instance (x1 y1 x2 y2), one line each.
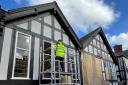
80 27 117 64
115 50 128 59
3 1 81 49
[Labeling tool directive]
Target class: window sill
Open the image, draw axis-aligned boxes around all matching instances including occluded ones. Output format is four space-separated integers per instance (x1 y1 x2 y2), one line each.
11 77 31 80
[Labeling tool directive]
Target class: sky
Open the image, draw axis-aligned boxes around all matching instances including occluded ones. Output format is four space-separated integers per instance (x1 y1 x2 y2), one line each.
0 0 128 50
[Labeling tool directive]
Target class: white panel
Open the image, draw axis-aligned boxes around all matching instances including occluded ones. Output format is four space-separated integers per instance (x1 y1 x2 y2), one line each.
94 47 97 55
43 25 52 38
93 39 96 46
96 35 100 40
54 18 61 30
0 27 12 80
33 37 40 80
44 15 52 25
89 45 93 53
54 30 61 41
31 20 41 34
63 33 69 45
17 22 28 30
70 40 75 47
84 46 88 52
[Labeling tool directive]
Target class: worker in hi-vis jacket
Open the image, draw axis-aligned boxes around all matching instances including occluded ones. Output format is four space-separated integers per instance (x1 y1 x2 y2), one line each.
54 40 65 72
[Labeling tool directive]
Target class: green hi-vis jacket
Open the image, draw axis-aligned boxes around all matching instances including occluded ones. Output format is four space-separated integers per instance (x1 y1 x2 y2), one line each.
54 42 65 57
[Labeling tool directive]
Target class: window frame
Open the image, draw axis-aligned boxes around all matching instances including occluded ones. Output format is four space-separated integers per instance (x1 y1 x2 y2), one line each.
11 31 31 79
42 40 52 79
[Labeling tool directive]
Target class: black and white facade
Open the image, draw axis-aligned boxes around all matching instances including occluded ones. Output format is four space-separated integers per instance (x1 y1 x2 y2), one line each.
0 2 82 85
114 45 128 85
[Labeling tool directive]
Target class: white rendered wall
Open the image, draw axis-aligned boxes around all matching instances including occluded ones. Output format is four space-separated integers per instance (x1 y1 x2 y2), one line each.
0 27 12 80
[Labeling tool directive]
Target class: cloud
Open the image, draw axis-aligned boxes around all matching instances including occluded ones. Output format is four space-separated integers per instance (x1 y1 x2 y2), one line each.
14 0 22 3
106 33 128 50
28 0 120 34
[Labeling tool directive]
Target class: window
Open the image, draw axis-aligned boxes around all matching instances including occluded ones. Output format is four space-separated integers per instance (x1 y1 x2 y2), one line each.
42 41 52 79
12 32 31 78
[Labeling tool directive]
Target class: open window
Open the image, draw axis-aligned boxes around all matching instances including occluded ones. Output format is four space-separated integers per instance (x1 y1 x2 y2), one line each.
12 32 31 79
42 41 51 79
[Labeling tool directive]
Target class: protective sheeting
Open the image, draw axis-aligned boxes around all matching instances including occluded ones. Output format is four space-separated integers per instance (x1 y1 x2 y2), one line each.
81 53 103 85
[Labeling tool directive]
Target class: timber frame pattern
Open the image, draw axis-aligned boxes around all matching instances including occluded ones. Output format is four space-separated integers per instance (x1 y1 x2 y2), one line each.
0 1 118 85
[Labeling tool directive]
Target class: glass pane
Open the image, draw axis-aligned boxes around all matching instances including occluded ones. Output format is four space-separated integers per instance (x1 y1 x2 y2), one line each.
42 41 51 74
14 49 29 77
54 30 61 41
43 73 51 78
43 25 52 38
44 15 52 25
44 41 51 55
17 33 30 50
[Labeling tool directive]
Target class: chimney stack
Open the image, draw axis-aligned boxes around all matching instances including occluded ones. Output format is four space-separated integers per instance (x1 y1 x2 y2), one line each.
114 44 123 53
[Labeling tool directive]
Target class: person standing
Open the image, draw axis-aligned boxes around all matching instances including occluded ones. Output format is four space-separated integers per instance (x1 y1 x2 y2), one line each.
54 40 65 72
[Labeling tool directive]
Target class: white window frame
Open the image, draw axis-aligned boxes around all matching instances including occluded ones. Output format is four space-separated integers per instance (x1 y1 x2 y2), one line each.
11 31 31 79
